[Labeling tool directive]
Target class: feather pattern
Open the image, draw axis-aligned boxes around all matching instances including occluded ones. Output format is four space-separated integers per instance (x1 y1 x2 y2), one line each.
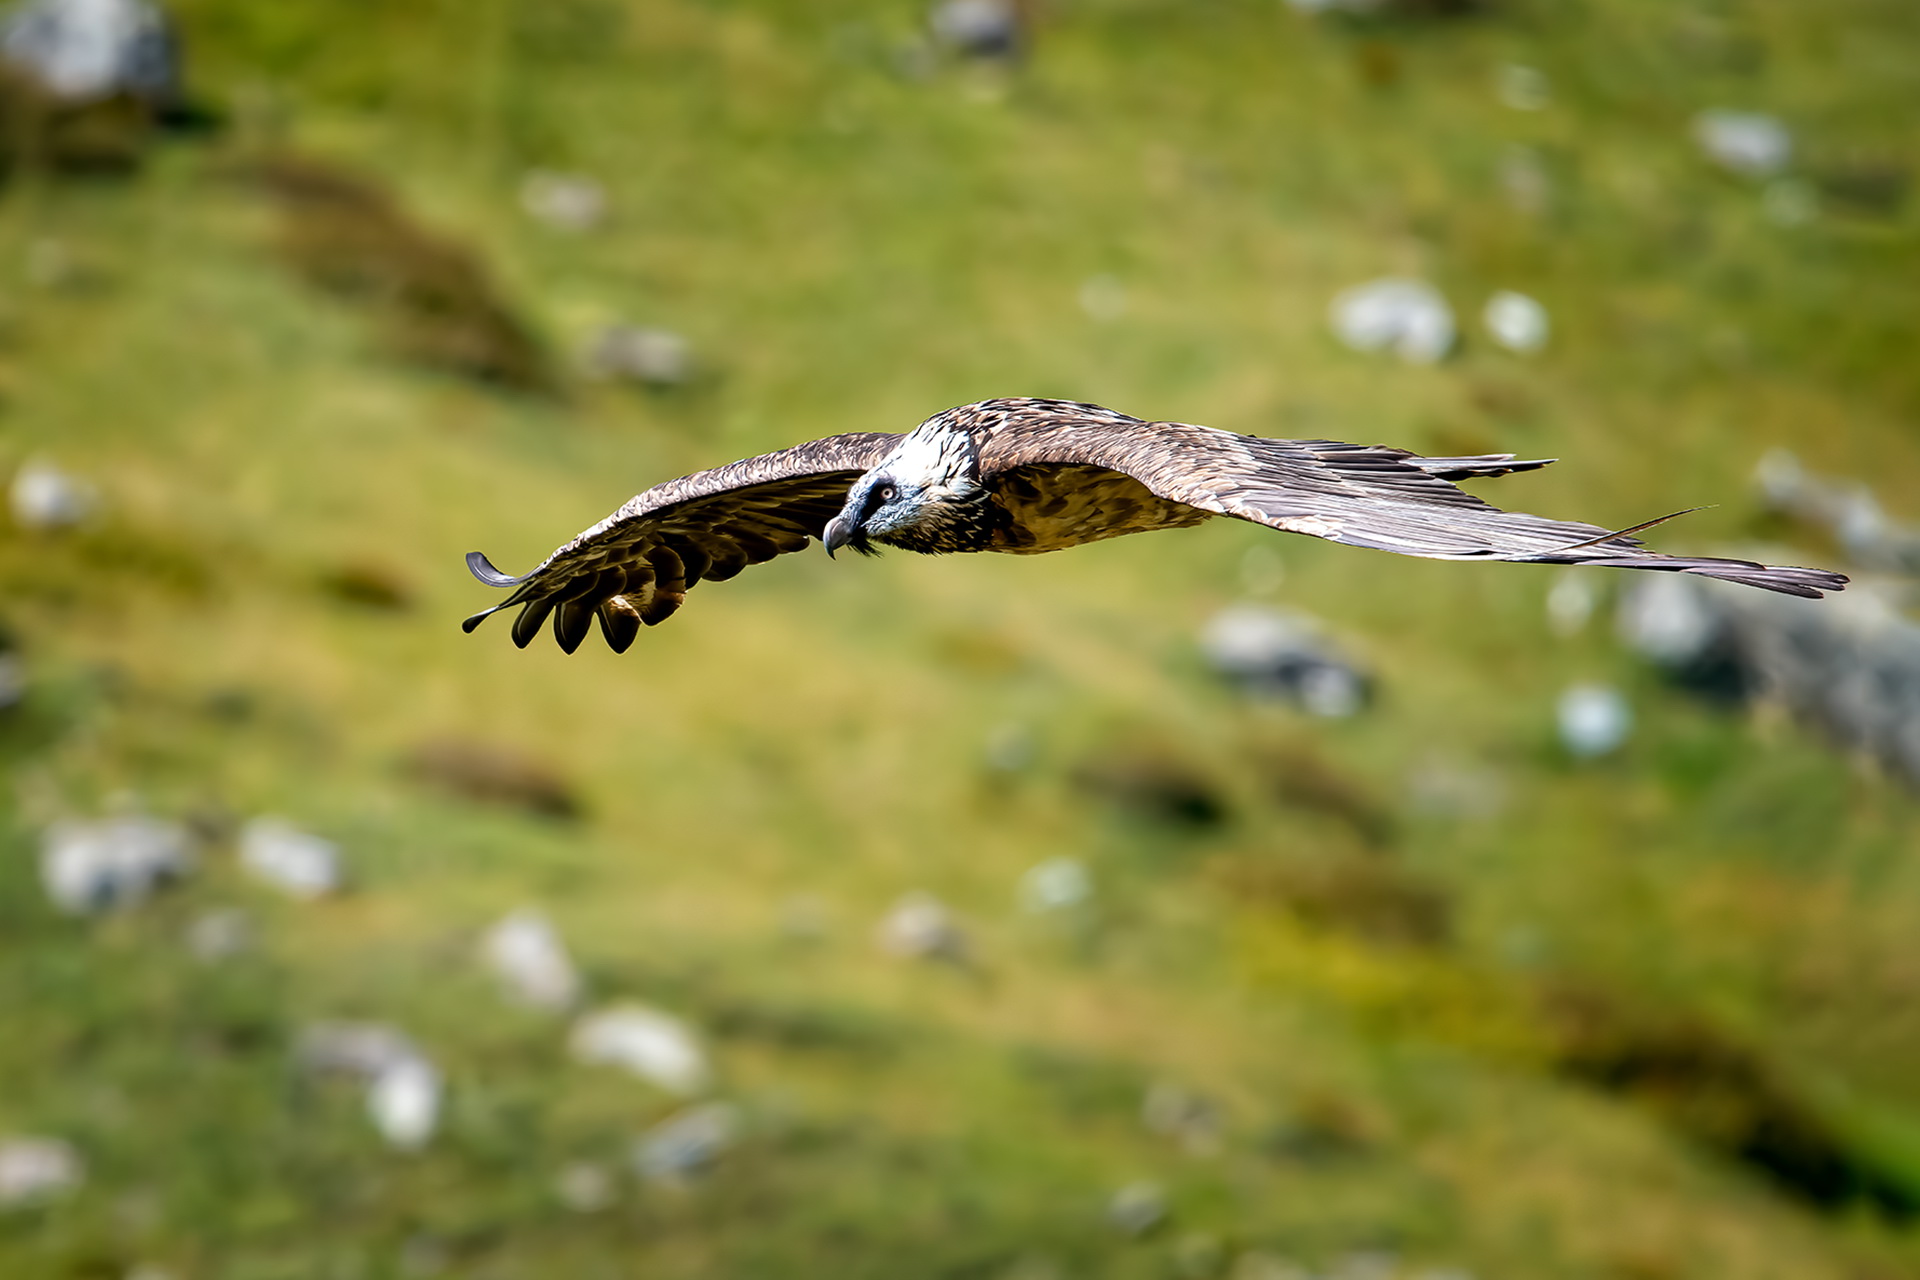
464 398 1846 652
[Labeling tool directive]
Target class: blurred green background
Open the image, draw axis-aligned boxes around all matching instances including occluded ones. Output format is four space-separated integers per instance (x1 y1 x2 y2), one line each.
3 0 1919 1276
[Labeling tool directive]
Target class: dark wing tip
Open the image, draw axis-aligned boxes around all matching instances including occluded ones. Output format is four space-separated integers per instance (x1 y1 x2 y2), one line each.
461 607 498 634
466 551 523 587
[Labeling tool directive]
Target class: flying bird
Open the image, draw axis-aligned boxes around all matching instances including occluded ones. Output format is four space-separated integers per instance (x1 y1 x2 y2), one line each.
462 397 1846 653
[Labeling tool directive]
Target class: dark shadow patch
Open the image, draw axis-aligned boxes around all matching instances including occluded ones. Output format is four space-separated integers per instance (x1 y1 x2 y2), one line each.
1072 745 1228 829
245 155 552 391
1256 743 1396 849
317 558 415 611
1215 851 1449 949
1540 984 1919 1219
405 738 581 820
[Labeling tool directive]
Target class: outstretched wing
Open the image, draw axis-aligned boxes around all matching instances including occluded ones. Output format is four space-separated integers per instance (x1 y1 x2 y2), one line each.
463 432 901 651
970 400 1846 598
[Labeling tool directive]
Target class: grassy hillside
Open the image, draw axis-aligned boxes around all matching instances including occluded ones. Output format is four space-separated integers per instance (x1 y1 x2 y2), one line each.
2 1 1919 1276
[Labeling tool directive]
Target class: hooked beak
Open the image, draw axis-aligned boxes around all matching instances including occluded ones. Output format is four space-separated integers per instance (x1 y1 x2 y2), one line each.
822 514 854 559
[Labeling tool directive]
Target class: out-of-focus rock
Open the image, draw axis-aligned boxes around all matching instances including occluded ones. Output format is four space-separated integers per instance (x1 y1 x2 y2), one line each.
1201 604 1371 717
0 1136 82 1207
555 1160 615 1212
928 0 1022 59
1482 290 1548 354
9 457 95 530
295 1022 440 1149
1557 684 1632 759
1546 571 1600 637
1330 278 1454 364
1142 1083 1221 1154
1617 573 1723 668
1754 449 1920 573
633 1102 739 1182
518 170 606 232
185 907 250 961
480 909 580 1011
570 1004 711 1095
239 817 341 899
366 1055 440 1150
0 0 177 106
40 812 192 914
1495 63 1549 111
1019 857 1091 913
1694 109 1791 178
295 1022 423 1079
583 324 693 387
876 891 968 962
408 739 580 819
1623 574 1920 785
1105 1180 1166 1235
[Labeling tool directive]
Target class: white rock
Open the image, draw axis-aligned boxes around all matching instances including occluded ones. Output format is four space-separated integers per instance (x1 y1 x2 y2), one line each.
633 1102 739 1182
570 1004 710 1095
367 1056 441 1151
583 325 693 387
1200 604 1370 716
1019 857 1091 913
0 0 176 105
1495 63 1549 111
555 1160 615 1212
1330 278 1455 365
9 457 95 530
929 0 1019 57
295 1022 423 1079
1141 1083 1220 1153
0 1136 82 1207
876 891 968 962
518 170 607 232
1546 571 1599 637
480 909 580 1011
238 817 341 899
1482 290 1549 354
1557 684 1632 758
1617 574 1721 667
40 814 192 915
1106 1180 1166 1235
1694 109 1792 178
185 908 251 961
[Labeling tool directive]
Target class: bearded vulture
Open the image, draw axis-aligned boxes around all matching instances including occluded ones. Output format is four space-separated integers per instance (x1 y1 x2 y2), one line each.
462 397 1846 653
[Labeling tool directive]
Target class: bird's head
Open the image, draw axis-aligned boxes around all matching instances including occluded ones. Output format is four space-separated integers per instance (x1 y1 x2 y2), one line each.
823 417 985 557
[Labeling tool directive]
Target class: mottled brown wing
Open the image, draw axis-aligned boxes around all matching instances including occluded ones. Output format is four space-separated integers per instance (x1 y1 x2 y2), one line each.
969 399 1846 598
463 432 902 651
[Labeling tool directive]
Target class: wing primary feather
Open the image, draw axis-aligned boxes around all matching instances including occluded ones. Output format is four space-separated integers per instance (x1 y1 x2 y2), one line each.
553 598 596 653
466 551 524 587
511 597 556 649
597 598 643 653
1550 506 1709 553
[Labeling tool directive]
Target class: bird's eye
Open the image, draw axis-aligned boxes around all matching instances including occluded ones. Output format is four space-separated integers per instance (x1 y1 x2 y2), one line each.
876 484 897 503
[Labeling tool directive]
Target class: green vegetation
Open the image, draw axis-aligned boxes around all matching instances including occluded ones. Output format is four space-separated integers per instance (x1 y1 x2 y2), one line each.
3 0 1918 1275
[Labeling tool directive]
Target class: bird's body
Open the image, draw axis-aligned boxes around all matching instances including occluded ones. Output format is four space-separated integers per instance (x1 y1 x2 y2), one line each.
463 398 1846 653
